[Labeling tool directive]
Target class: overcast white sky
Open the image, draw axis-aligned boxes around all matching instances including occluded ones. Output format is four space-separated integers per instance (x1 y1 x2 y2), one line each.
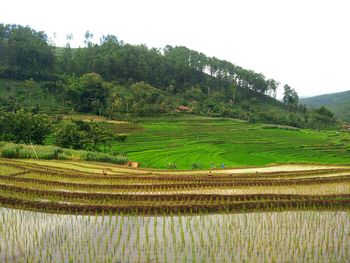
1 0 350 98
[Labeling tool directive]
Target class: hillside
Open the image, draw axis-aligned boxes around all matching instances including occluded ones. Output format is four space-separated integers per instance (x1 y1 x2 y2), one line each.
301 90 350 122
0 78 285 118
0 79 71 113
0 23 340 130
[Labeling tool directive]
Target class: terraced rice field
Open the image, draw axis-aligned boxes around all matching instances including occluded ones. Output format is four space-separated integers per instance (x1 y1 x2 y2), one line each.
109 117 350 169
0 158 349 214
1 158 350 262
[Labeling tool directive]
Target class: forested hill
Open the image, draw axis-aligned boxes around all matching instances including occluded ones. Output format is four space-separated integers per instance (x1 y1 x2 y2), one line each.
0 25 278 93
0 24 339 129
301 90 350 122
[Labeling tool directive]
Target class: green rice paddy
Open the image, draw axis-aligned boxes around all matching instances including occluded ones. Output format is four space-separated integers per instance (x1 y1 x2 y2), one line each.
109 117 350 169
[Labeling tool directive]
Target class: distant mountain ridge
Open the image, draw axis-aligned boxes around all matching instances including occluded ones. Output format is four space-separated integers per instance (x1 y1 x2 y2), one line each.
301 90 350 122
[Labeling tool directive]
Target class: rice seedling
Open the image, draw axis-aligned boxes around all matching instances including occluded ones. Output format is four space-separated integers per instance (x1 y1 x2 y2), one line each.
0 158 349 262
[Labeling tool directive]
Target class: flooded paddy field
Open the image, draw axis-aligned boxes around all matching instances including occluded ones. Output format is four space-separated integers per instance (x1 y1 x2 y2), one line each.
0 208 349 263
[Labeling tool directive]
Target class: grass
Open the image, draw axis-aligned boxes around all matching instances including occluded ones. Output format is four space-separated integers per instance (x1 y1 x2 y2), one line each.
0 142 127 165
107 116 350 169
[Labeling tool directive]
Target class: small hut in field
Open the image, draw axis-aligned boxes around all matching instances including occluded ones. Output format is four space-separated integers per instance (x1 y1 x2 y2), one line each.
175 105 190 113
127 161 139 168
343 124 350 131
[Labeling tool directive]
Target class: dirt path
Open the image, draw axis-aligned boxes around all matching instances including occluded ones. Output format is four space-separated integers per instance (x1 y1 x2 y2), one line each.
218 165 348 174
17 159 348 175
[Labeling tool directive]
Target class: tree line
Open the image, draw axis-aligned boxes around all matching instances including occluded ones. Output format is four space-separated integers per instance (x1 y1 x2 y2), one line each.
0 24 277 95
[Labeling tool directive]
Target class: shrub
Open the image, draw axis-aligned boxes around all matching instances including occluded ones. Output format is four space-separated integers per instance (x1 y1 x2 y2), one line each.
116 134 128 143
0 142 128 164
261 124 300 131
1 144 21 158
191 162 202 169
0 109 52 144
54 120 85 149
33 146 63 160
167 163 177 169
82 152 127 164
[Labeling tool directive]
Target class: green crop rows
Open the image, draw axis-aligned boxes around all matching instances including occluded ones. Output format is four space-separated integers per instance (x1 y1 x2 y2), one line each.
108 117 350 169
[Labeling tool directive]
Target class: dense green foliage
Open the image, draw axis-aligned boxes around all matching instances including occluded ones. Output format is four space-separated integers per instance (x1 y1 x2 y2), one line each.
55 119 115 151
251 105 338 129
0 110 51 144
0 109 116 152
0 79 70 113
57 36 278 95
54 120 86 149
0 142 127 164
283 84 299 111
0 24 54 80
62 73 111 114
301 90 350 122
